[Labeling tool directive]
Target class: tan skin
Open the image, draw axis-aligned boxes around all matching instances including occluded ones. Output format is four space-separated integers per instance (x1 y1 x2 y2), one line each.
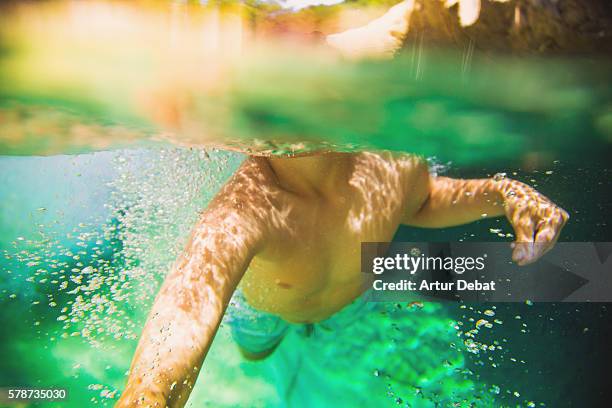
117 2 568 406
116 151 568 407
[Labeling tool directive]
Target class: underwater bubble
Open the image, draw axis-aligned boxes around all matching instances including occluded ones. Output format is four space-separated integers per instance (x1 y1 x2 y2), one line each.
475 319 489 329
483 309 495 317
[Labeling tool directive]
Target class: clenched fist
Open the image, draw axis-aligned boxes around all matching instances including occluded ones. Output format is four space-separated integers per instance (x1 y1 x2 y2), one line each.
501 179 569 265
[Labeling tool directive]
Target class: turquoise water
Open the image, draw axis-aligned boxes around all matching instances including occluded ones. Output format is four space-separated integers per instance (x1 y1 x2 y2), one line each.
1 144 610 407
2 47 611 165
1 5 611 404
2 149 475 407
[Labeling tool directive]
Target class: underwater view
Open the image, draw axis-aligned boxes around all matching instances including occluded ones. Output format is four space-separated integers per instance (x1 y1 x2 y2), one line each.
1 0 611 407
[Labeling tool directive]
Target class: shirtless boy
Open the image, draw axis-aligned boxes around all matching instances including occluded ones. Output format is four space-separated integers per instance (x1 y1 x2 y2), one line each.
116 151 568 407
116 2 569 407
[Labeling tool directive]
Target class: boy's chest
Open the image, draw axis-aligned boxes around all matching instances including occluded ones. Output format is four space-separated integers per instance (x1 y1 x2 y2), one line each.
241 233 374 321
240 181 407 319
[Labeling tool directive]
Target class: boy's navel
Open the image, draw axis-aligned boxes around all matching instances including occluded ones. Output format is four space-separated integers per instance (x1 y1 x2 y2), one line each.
275 278 292 289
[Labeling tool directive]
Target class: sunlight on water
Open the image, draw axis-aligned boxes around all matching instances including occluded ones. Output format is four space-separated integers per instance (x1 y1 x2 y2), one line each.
0 147 562 406
0 1 609 406
2 148 241 346
1 1 610 162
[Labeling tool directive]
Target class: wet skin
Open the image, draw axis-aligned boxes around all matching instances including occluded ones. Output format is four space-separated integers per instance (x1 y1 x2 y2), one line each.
116 151 568 407
117 2 570 406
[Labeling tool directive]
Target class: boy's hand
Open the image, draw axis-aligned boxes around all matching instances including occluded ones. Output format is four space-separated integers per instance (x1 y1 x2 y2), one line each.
502 182 569 265
326 0 414 59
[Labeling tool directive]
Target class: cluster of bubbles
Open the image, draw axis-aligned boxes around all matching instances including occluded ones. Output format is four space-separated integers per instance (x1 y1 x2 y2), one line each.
1 147 241 403
1 149 571 406
450 302 544 407
7 148 240 343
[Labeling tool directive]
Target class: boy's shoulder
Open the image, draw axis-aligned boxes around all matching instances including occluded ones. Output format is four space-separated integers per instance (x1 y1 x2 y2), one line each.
353 151 428 175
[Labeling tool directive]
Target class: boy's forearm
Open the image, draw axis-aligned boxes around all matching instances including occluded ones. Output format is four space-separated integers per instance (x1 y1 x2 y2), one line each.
117 213 258 407
116 296 221 407
116 264 233 406
116 260 233 407
407 174 568 264
407 176 523 228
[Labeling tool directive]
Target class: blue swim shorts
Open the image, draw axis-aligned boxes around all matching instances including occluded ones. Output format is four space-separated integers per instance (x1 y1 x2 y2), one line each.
224 290 375 355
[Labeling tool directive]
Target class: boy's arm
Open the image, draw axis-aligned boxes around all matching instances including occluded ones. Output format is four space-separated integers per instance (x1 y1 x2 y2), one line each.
326 0 414 59
403 175 569 265
116 170 268 408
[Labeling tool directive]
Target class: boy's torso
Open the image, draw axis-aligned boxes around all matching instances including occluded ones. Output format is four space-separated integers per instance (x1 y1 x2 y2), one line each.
237 152 429 323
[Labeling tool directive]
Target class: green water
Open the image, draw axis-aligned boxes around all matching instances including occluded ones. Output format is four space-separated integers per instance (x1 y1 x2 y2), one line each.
1 144 610 407
2 46 611 164
1 22 611 407
1 149 478 407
